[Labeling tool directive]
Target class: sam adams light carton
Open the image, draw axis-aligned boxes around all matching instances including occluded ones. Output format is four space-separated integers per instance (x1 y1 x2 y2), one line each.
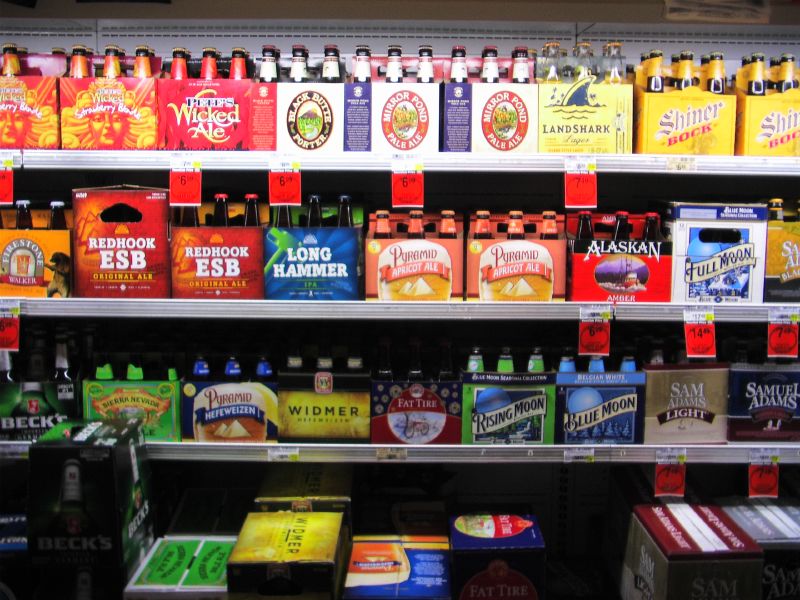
73 185 170 298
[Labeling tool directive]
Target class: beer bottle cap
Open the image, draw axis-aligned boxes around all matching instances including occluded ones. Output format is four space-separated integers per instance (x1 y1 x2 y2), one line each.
50 200 65 208
307 193 321 202
476 210 490 217
291 44 308 57
671 53 680 62
418 44 433 56
451 45 466 57
172 47 188 57
441 209 455 217
751 53 765 62
741 55 751 65
769 198 784 206
388 45 403 56
578 210 592 216
245 193 259 200
2 43 17 53
781 54 796 63
71 44 88 55
262 45 279 57
509 210 523 218
104 44 121 55
214 193 228 200
376 210 390 217
700 54 710 64
543 210 556 218
355 45 371 56
482 45 498 58
409 210 424 217
134 45 149 56
51 47 66 55
615 211 629 218
15 199 30 207
512 46 528 58
202 47 218 57
710 52 724 61
640 52 649 61
679 50 694 60
338 194 352 203
324 44 340 56
231 47 247 58
644 211 659 217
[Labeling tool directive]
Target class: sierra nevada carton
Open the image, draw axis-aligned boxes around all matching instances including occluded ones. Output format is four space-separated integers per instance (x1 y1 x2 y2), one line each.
728 362 800 442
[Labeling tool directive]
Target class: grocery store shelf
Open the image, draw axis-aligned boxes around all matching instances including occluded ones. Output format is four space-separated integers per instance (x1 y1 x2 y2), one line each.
18 150 800 177
16 298 800 322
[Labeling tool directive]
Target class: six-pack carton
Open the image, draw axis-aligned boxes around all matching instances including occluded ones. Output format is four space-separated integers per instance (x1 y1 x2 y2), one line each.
370 380 462 444
72 185 170 298
643 363 729 444
466 212 566 302
668 203 768 304
765 215 800 302
370 83 441 156
556 371 646 444
621 503 763 600
0 379 77 441
728 362 800 442
365 212 463 302
276 83 345 154
568 212 672 303
0 208 72 298
735 86 800 156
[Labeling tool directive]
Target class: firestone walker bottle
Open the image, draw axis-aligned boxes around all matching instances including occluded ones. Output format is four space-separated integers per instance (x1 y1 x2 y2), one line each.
1 43 21 77
449 46 468 83
289 45 309 83
511 46 530 83
229 47 248 80
321 44 342 83
576 210 594 240
200 47 219 80
480 46 500 83
386 45 404 83
49 201 67 230
69 45 90 78
417 45 435 83
133 45 151 79
259 45 280 82
170 47 189 80
244 193 260 227
646 50 664 93
747 53 767 96
353 45 372 83
15 199 33 230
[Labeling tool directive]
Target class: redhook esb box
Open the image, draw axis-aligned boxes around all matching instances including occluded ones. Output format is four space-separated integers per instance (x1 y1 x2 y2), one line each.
72 185 170 298
171 226 264 299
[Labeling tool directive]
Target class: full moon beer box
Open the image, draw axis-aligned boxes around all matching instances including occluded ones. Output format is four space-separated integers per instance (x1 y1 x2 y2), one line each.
728 362 800 442
72 185 170 298
621 504 763 600
668 203 767 304
450 515 546 600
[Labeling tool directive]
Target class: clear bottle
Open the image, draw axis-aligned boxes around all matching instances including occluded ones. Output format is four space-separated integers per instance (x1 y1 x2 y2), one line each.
386 45 404 83
573 41 593 80
417 44 435 83
542 41 561 82
353 45 372 83
605 41 624 85
289 44 309 83
511 46 530 83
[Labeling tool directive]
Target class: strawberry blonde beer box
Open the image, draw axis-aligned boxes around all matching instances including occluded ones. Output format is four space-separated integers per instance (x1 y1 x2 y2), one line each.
72 185 170 298
0 43 61 149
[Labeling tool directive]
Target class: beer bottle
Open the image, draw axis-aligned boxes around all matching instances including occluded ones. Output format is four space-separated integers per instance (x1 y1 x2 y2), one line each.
386 45 404 83
588 355 605 373
612 210 629 241
223 354 242 381
437 339 455 381
674 50 695 90
244 193 260 227
528 47 538 81
768 56 780 91
180 205 199 228
102 45 122 78
407 210 425 239
540 210 559 240
200 47 219 80
347 347 364 372
0 351 13 382
49 200 67 230
574 41 593 80
497 347 515 373
474 210 492 239
438 210 457 238
94 351 114 380
748 53 766 96
511 46 530 83
51 47 66 56
642 212 660 241
212 193 229 227
769 198 784 221
337 194 353 228
646 50 664 93
55 459 92 536
466 346 484 373
527 347 545 373
542 41 561 82
480 46 500 83
605 41 624 85
558 355 576 373
133 45 151 79
69 45 90 78
374 210 392 238
255 355 275 382
576 210 594 240
126 352 144 381
54 335 75 412
229 47 248 80
699 54 710 89
192 354 210 380
321 44 342 83
1 43 20 77
306 194 323 227
737 55 751 90
289 45 310 82
353 45 372 83
449 45 468 83
626 63 636 85
648 348 665 365
15 199 33 230
376 338 393 379
170 47 189 80
507 211 525 239
417 44 435 83
706 52 725 95
407 339 424 381
668 53 680 87
275 205 292 228
259 45 280 82
778 54 799 92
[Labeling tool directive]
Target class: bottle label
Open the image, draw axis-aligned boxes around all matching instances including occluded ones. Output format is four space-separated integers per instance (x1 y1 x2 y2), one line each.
322 57 340 80
185 382 277 442
380 90 431 150
480 90 530 151
285 90 334 150
354 56 372 82
478 240 554 301
0 238 47 287
377 240 453 301
57 382 74 403
370 380 462 444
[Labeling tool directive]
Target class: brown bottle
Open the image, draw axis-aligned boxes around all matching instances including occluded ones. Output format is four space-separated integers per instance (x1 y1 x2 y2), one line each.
374 210 392 239
200 47 219 80
613 211 630 241
576 211 594 240
180 205 199 228
275 205 292 228
102 45 122 79
49 201 67 230
1 43 21 77
473 211 492 239
642 212 660 241
769 198 784 222
133 45 152 79
306 194 323 227
15 200 33 230
244 194 260 227
507 211 525 239
170 47 189 80
439 210 457 238
229 47 248 80
540 211 559 240
212 193 229 227
337 195 353 228
69 45 90 78
407 210 425 239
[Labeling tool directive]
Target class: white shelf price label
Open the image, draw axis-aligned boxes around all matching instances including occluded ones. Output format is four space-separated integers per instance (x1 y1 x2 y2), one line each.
656 448 687 464
0 152 14 206
0 299 20 352
578 304 612 356
268 446 300 462
749 448 780 498
268 158 302 207
767 307 799 358
563 448 595 463
391 157 424 209
749 448 780 465
376 447 408 461
666 156 697 173
169 154 202 207
684 309 716 358
564 156 597 209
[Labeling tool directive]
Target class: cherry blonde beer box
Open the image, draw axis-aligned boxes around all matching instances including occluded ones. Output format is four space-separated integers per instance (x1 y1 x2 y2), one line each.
72 185 170 298
668 203 767 305
621 504 763 600
466 212 566 302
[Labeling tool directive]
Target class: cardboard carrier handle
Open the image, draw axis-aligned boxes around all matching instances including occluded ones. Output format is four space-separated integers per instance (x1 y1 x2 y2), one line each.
99 203 143 224
698 228 741 244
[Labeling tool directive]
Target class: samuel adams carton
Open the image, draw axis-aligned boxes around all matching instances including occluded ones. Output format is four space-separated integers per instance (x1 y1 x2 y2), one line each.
28 420 155 597
450 515 546 600
73 186 170 298
621 504 763 600
668 203 767 305
728 362 800 442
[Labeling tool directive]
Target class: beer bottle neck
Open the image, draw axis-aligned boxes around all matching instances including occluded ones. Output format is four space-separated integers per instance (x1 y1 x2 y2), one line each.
450 57 468 83
322 55 341 82
354 55 372 82
259 56 279 82
170 57 188 80
103 55 121 78
229 56 248 80
0 350 11 373
70 54 90 78
200 56 218 80
480 57 500 83
55 342 70 370
133 56 151 79
2 52 21 77
512 57 529 83
417 55 435 83
386 56 404 83
289 56 308 82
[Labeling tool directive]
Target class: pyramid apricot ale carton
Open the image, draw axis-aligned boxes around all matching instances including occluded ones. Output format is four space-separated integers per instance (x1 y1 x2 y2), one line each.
0 43 60 149
72 185 170 298
728 362 800 442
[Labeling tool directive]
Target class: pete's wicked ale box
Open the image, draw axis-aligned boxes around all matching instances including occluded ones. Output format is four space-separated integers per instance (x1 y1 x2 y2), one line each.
644 363 729 444
72 186 170 298
668 203 767 304
171 226 264 299
728 363 800 442
621 504 763 600
766 217 800 302
450 515 546 600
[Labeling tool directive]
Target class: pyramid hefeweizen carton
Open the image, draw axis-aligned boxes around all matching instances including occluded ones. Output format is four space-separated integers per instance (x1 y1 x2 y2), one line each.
621 504 763 600
668 203 767 304
728 362 800 442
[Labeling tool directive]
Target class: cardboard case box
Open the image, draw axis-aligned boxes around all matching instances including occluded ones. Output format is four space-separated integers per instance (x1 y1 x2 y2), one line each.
466 212 566 302
735 87 800 156
73 185 170 298
0 380 77 441
634 86 736 155
365 212 463 302
276 82 345 154
370 83 441 156
765 217 800 302
668 203 767 305
728 362 800 442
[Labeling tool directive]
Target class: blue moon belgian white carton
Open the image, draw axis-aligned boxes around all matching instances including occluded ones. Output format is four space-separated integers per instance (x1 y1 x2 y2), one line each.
667 203 768 304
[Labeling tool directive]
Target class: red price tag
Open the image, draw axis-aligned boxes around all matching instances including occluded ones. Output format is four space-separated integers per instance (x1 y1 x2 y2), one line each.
768 322 799 358
749 464 779 498
169 169 202 206
391 171 424 209
654 463 686 498
564 172 597 209
0 301 20 352
269 170 302 206
578 320 610 356
684 323 716 358
0 168 13 206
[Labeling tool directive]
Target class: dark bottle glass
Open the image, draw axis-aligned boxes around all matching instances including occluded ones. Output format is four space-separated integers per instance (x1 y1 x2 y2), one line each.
438 210 457 239
49 201 68 230
376 338 393 379
306 194 323 227
576 211 594 240
613 211 630 241
507 211 525 239
407 210 425 239
473 211 492 239
244 193 260 227
275 205 292 228
437 340 455 381
212 193 229 227
180 205 199 228
15 199 33 230
407 339 424 381
337 194 353 228
642 212 660 241
192 354 211 380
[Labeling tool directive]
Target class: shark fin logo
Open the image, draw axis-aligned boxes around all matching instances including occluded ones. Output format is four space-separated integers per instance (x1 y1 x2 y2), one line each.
545 76 605 119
